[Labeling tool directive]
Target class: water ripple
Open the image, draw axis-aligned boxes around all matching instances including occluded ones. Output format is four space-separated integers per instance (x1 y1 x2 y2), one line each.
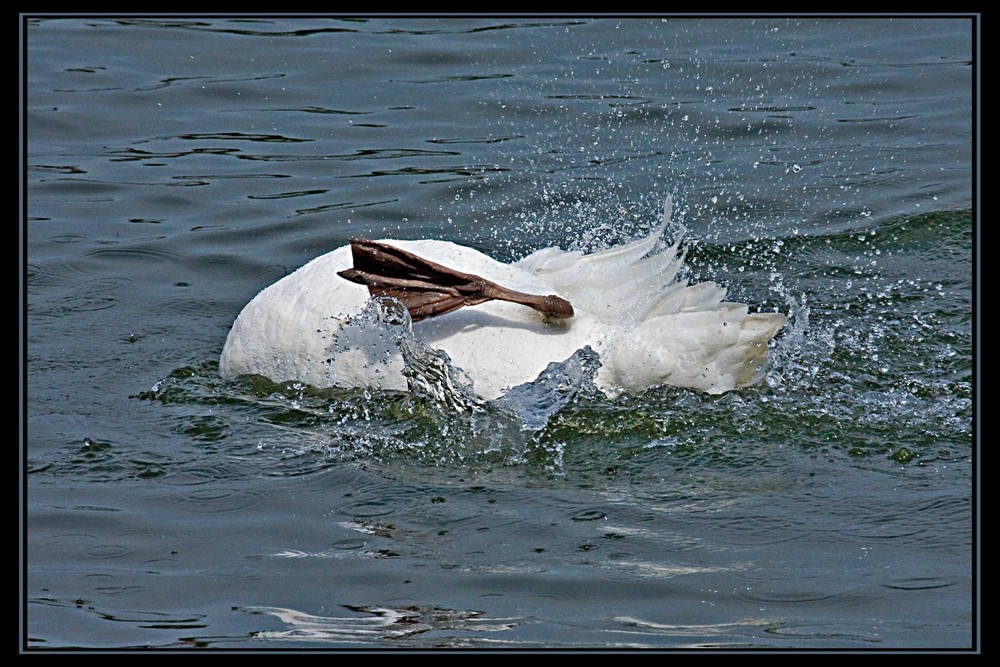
245 604 520 645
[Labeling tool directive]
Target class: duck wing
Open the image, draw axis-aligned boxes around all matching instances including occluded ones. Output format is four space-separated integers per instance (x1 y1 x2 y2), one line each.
515 197 684 325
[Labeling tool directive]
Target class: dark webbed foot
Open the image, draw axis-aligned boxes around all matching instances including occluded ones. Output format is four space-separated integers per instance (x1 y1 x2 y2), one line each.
338 239 574 323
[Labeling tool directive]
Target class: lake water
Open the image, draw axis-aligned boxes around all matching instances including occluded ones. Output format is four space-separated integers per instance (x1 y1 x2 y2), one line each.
25 17 975 650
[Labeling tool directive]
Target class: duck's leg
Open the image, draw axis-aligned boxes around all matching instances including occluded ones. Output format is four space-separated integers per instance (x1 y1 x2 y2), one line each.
337 238 574 322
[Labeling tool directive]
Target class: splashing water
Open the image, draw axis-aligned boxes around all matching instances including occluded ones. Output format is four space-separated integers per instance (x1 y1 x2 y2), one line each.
133 203 970 478
496 346 602 431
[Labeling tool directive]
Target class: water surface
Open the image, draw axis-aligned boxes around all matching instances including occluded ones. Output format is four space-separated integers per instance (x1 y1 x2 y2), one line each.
25 17 974 650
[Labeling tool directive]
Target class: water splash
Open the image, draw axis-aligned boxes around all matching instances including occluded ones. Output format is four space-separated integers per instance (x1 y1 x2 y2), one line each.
398 334 487 415
339 296 606 437
129 205 970 477
496 346 602 431
765 289 836 393
326 297 410 391
336 296 488 413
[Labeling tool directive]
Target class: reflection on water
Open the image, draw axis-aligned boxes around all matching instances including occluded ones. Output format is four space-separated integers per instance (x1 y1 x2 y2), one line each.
247 605 520 646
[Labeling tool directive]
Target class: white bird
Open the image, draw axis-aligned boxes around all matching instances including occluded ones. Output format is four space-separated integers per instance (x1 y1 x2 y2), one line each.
220 200 786 400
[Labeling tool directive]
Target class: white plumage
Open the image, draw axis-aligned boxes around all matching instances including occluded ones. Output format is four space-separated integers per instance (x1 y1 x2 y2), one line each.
220 202 786 400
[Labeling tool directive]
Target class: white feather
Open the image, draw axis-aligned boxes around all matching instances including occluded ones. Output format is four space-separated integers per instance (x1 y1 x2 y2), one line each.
220 200 786 400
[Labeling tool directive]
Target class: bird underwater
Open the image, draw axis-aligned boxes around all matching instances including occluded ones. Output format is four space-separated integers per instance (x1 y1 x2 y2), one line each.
219 198 787 401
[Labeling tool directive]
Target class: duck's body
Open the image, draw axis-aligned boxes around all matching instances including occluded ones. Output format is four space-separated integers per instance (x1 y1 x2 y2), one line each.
220 212 786 400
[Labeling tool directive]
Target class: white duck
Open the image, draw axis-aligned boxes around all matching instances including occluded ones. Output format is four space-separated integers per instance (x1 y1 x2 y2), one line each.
220 199 786 400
